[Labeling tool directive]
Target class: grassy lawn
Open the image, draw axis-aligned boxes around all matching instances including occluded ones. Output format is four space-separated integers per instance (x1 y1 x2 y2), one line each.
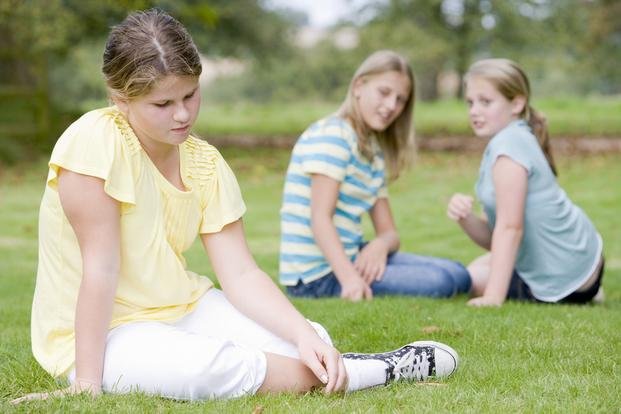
197 96 621 138
0 149 619 412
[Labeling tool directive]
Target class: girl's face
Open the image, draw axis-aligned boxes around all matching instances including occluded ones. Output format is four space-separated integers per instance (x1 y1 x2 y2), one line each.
465 76 525 138
116 75 201 152
353 70 411 132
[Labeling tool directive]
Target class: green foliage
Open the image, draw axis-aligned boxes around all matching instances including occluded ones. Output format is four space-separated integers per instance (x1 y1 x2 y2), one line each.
163 0 293 58
576 0 621 93
0 0 291 58
0 0 147 57
359 0 613 98
205 42 361 103
1 151 619 412
48 40 109 113
213 0 621 103
357 16 452 100
0 0 295 162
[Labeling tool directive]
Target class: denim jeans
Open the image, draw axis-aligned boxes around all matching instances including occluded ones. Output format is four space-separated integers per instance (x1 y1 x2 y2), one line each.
287 251 471 298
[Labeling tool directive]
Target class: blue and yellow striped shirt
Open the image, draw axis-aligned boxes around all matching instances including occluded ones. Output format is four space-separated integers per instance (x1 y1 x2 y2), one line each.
279 116 388 285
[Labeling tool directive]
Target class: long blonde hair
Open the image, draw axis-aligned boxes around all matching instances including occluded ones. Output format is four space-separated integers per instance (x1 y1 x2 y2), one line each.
465 58 557 175
337 50 415 180
102 9 202 101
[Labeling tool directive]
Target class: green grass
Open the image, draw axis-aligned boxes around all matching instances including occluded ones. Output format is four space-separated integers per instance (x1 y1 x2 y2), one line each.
197 96 621 138
1 150 619 412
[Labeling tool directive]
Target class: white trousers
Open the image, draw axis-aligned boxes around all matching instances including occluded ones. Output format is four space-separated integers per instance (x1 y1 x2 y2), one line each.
69 288 333 400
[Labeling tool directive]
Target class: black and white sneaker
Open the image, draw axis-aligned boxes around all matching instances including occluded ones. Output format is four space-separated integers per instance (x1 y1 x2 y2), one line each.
342 340 459 383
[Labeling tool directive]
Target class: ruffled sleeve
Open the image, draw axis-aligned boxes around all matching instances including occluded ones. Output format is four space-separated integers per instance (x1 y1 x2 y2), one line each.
46 107 137 205
185 140 246 233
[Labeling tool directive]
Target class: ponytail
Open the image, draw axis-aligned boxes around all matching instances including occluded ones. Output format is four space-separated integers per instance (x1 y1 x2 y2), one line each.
526 105 557 176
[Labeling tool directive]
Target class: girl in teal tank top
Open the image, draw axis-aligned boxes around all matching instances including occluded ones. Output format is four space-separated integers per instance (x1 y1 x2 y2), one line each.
447 58 604 307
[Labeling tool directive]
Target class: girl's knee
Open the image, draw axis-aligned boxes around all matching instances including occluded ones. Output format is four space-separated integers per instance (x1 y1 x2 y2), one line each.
435 271 459 297
432 265 472 297
415 269 457 298
452 262 472 293
432 259 472 295
308 320 333 347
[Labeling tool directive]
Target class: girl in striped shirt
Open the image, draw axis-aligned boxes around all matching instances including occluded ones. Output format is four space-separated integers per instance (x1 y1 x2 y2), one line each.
280 50 471 302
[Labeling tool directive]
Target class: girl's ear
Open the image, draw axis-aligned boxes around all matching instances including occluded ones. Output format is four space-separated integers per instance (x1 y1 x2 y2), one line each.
511 95 527 116
112 96 129 116
352 77 365 99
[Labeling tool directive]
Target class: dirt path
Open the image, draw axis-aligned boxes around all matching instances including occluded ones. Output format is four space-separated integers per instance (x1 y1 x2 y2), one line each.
418 136 621 154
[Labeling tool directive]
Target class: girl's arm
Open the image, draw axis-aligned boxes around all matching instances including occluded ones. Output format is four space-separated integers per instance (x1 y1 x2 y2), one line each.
354 198 399 283
12 171 120 404
447 193 492 249
200 220 346 393
309 174 372 301
61 171 121 390
468 156 527 307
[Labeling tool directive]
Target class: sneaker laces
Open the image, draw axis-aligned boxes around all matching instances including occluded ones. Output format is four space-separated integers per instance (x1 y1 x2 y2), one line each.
391 348 431 381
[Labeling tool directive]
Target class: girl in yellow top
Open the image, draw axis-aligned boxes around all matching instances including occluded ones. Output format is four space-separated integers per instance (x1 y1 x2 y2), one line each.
13 9 459 403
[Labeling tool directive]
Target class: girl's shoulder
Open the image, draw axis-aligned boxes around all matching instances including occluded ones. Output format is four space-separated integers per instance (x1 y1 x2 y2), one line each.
69 106 126 130
60 106 140 149
52 106 140 160
486 120 541 173
488 120 538 153
47 107 140 200
184 135 219 156
301 115 357 147
183 136 232 186
183 135 221 167
62 106 119 136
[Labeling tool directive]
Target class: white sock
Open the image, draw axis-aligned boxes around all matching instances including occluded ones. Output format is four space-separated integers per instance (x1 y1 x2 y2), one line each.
343 357 388 392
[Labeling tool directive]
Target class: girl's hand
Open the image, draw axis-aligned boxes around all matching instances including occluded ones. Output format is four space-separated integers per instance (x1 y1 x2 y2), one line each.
467 295 505 307
354 239 388 283
297 335 347 393
447 193 474 222
340 274 373 302
10 380 101 405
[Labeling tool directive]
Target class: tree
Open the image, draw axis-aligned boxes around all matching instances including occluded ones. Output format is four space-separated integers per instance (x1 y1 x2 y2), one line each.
579 0 621 93
0 0 294 160
357 0 610 99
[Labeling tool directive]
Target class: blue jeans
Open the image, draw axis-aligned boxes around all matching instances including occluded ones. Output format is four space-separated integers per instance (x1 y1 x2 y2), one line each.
287 251 471 298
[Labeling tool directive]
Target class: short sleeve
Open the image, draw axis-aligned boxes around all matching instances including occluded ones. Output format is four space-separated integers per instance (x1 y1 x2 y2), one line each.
295 120 353 182
488 123 534 174
199 154 247 233
377 183 389 198
46 108 136 205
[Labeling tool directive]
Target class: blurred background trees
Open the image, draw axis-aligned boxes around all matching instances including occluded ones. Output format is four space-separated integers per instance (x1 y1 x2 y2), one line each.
1 0 620 162
0 0 293 161
242 0 621 101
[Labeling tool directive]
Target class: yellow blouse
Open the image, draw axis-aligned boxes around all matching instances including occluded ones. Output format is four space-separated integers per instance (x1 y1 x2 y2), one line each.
31 107 246 377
